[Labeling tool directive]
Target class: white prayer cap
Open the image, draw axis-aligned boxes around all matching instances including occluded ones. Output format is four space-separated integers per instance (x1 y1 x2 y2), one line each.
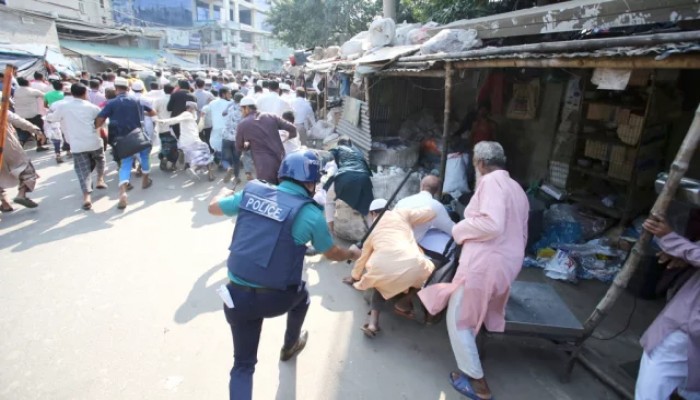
114 77 129 87
369 199 388 212
280 83 291 91
185 101 198 111
240 96 257 107
131 81 144 91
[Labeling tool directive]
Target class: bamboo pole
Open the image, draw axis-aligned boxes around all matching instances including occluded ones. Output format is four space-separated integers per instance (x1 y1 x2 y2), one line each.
579 103 700 341
438 62 453 195
400 30 700 63
0 65 16 168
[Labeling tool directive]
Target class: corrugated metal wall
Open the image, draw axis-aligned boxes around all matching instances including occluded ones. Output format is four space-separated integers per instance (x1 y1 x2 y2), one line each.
337 97 372 155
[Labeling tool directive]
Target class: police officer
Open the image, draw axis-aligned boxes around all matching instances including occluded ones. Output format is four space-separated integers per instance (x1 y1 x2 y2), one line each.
208 150 361 400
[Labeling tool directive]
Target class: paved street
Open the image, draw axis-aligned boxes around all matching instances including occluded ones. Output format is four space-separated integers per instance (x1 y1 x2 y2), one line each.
0 150 623 400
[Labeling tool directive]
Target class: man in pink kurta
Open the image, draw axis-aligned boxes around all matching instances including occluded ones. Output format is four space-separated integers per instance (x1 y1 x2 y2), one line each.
418 141 528 400
636 215 700 399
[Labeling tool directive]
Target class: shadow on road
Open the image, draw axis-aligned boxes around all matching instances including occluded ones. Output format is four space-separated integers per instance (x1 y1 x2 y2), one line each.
174 261 228 324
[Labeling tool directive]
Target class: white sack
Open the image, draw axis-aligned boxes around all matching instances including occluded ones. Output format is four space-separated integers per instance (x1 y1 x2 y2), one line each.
443 153 469 194
369 17 396 48
419 29 481 55
393 23 421 46
309 120 335 140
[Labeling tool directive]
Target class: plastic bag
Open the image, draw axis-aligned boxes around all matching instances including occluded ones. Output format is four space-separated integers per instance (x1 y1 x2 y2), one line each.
555 239 626 283
419 29 482 55
407 22 438 45
393 23 421 46
340 40 365 59
369 17 396 48
443 153 469 195
309 120 335 140
544 250 578 283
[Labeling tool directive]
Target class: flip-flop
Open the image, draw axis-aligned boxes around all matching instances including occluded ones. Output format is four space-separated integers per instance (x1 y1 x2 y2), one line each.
393 306 415 321
13 197 38 208
0 205 14 213
96 183 108 190
126 183 134 191
449 371 492 400
82 202 92 211
361 324 381 338
142 178 153 189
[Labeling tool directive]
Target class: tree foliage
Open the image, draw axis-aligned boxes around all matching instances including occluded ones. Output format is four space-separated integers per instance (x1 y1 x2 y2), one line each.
268 0 536 49
268 0 381 49
402 0 529 25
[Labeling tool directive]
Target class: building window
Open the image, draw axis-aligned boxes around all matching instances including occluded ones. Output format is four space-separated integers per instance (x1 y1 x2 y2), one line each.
213 5 221 21
215 30 222 42
240 32 253 44
239 9 252 25
196 1 209 21
99 0 105 8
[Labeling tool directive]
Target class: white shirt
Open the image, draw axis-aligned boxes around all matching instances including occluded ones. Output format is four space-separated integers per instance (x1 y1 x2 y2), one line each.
153 94 172 134
102 81 115 91
202 98 230 131
13 86 45 118
158 111 200 148
291 97 316 129
256 92 292 117
46 97 102 153
158 77 169 86
279 129 301 154
395 190 455 243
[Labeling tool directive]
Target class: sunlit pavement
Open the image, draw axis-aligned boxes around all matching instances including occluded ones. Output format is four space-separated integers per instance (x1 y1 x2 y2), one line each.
0 150 620 400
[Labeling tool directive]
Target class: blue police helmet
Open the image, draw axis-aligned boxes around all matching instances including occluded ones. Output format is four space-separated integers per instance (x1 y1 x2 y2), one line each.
278 150 321 183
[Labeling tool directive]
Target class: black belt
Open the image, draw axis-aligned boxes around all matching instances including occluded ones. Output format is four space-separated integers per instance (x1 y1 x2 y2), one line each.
228 281 299 294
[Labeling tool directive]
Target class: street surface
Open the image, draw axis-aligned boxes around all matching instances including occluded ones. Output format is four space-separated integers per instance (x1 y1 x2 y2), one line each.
0 150 621 399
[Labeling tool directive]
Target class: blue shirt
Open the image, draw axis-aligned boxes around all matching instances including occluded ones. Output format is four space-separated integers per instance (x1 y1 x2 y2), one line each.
97 93 153 138
218 180 334 286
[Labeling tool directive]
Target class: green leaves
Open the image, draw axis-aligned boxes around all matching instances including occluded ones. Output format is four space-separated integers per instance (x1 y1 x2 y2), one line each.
268 0 381 48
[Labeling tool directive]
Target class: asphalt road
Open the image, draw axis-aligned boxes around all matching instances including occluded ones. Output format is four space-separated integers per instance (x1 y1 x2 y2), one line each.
0 149 621 400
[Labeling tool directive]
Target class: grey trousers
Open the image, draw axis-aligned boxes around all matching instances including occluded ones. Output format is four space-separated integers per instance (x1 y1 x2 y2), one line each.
73 148 106 193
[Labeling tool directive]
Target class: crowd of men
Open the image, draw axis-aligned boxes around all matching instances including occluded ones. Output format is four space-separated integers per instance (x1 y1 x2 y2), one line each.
1 66 697 400
0 67 316 210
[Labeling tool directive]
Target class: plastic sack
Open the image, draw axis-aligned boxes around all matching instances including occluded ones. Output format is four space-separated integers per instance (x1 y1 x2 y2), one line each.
393 23 421 46
407 22 438 45
309 120 335 140
443 153 469 194
340 40 364 59
323 46 340 59
555 239 626 283
544 250 578 283
369 17 396 48
419 29 482 55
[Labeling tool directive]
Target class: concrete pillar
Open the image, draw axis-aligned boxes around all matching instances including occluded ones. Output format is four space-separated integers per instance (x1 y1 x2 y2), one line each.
383 0 396 20
221 0 230 23
235 54 241 71
233 0 240 22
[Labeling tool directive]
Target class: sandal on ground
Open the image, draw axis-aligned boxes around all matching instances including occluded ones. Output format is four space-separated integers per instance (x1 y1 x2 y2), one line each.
13 197 38 208
361 324 381 338
342 277 358 286
0 204 14 213
142 178 153 189
126 183 134 191
393 305 415 321
82 202 92 211
449 372 492 400
96 182 108 190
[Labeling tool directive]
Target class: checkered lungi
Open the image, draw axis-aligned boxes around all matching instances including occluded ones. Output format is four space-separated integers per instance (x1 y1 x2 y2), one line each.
73 148 106 194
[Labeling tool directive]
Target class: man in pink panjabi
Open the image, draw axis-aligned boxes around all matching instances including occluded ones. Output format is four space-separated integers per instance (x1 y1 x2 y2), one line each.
418 141 529 400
